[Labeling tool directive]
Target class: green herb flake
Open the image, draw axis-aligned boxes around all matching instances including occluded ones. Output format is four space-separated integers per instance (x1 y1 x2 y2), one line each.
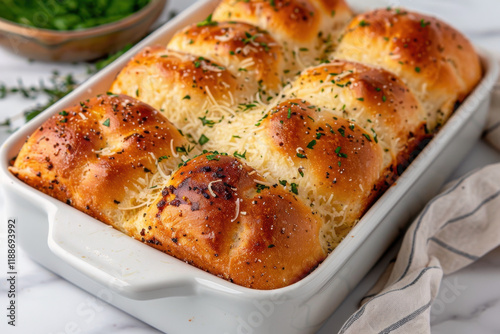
256 183 269 193
233 150 247 159
197 14 217 27
198 115 216 127
206 154 219 161
359 20 370 27
102 118 110 127
290 183 299 195
182 95 191 100
199 134 209 146
420 19 430 28
307 140 317 149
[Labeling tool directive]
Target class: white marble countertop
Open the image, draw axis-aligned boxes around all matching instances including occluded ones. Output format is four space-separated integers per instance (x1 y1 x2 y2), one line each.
1 1 500 333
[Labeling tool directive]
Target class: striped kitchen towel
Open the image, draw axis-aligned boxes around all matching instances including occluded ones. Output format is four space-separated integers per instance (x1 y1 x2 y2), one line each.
340 72 500 334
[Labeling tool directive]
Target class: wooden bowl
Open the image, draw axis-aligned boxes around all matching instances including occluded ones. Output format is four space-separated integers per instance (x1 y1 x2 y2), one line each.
0 0 167 62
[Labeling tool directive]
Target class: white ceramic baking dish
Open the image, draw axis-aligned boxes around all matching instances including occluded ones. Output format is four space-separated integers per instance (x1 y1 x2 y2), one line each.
1 1 498 333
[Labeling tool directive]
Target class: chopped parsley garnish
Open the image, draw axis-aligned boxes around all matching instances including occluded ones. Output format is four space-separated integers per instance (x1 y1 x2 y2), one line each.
198 134 209 146
239 103 257 111
197 14 217 27
415 67 421 73
420 19 430 28
362 133 372 142
297 153 306 159
206 154 219 161
338 128 345 137
59 110 68 116
371 128 378 143
182 95 191 100
255 113 268 126
290 183 299 195
279 180 287 186
357 97 364 101
256 183 269 193
233 150 247 159
198 115 216 127
359 20 370 27
242 31 258 44
158 156 169 162
176 145 194 153
287 108 292 119
268 244 275 248
316 132 324 139
335 146 341 154
382 95 387 102
307 140 317 149
102 118 110 127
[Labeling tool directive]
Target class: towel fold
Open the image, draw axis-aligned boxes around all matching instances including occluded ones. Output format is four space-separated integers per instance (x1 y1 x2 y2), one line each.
340 67 500 334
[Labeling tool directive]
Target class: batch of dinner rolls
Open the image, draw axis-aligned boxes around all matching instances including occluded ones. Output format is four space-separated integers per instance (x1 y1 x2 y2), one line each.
10 0 482 290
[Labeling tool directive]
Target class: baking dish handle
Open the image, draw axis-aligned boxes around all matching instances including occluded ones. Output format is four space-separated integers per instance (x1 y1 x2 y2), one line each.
47 206 201 300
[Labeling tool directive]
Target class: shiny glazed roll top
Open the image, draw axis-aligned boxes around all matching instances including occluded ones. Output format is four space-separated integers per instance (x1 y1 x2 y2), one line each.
124 152 326 290
285 60 429 169
9 94 186 229
334 8 482 131
212 0 353 67
109 47 249 128
259 99 386 247
167 21 287 92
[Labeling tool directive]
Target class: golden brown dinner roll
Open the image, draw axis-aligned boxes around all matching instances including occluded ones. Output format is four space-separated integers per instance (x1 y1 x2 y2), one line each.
168 21 287 92
284 60 429 168
260 99 386 248
110 46 256 129
204 98 386 250
334 8 482 131
124 152 326 290
212 0 353 67
9 94 187 229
